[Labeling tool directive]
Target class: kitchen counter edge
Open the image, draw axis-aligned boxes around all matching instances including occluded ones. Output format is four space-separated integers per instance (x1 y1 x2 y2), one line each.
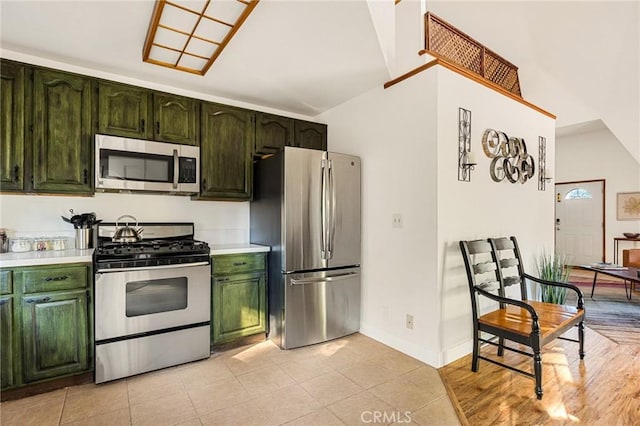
210 244 271 256
0 249 94 268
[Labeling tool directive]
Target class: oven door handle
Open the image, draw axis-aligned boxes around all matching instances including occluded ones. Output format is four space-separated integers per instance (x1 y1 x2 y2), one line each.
96 261 210 273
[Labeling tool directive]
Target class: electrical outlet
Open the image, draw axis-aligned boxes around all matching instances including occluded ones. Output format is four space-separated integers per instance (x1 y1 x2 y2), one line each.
406 314 414 330
392 213 403 228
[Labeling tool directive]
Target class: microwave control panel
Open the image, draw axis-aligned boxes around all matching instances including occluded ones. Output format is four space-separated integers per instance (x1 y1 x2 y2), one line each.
178 157 197 183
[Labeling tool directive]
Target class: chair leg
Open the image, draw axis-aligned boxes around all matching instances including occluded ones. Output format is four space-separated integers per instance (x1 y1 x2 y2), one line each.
578 321 585 359
471 330 479 372
533 350 543 400
497 337 505 356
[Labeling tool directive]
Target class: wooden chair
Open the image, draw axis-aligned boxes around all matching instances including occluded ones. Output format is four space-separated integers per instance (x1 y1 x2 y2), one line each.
459 236 585 399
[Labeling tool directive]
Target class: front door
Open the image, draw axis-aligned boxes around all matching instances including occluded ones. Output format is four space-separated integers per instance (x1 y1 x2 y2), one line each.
555 180 604 265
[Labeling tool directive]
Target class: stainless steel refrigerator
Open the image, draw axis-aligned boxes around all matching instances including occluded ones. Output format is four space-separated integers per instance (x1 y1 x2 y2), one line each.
251 146 361 349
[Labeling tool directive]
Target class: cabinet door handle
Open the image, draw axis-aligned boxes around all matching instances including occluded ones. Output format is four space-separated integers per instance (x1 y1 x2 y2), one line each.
13 165 19 182
201 178 207 191
83 169 89 185
44 275 69 282
233 262 247 266
0 299 8 306
141 119 145 133
156 121 160 134
217 277 230 282
25 297 51 304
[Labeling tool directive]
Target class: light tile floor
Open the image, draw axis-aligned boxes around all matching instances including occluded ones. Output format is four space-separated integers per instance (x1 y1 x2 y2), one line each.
0 333 461 426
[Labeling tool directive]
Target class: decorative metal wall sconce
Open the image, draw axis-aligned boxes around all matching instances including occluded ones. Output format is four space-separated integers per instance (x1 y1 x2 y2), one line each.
482 128 535 184
538 136 552 191
458 108 476 182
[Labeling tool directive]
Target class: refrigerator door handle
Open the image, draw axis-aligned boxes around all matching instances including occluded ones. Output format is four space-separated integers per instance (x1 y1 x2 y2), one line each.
290 272 359 285
321 159 328 260
328 159 336 259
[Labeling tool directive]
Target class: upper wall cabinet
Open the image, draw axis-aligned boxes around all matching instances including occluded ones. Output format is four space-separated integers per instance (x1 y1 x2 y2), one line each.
200 103 254 200
293 120 327 151
0 60 26 192
153 94 199 146
98 81 151 140
98 81 199 146
255 112 293 156
32 68 93 194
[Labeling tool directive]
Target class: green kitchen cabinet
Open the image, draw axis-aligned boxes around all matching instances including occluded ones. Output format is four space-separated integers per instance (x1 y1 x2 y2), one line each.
0 60 26 192
200 103 254 200
0 263 92 391
211 253 267 344
255 112 293 156
97 82 199 146
20 289 89 383
153 93 199 146
1 270 15 389
293 119 327 151
32 68 93 194
98 81 151 140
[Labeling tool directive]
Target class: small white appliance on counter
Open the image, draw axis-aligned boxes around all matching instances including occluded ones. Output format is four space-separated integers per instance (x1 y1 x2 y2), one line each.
95 134 199 194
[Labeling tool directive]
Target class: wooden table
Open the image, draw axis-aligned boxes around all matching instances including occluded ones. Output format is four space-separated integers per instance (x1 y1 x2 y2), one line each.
579 265 640 301
613 237 640 264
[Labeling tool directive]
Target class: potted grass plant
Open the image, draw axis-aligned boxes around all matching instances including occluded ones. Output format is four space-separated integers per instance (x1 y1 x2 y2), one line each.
537 252 571 304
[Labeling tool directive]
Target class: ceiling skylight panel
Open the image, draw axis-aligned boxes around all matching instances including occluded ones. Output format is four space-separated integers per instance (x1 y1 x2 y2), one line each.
143 0 260 75
205 0 246 24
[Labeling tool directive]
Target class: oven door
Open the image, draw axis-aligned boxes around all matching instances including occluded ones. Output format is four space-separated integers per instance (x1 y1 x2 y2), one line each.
95 263 211 341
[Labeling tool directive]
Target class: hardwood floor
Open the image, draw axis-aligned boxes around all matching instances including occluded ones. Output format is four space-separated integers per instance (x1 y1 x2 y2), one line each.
440 326 640 424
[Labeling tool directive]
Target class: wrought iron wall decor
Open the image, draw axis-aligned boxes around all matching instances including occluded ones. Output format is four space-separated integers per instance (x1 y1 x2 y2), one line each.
481 129 535 184
538 136 552 191
458 108 476 182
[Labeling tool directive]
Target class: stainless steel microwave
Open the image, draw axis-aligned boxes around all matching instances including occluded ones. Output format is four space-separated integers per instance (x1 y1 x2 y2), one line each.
95 134 200 195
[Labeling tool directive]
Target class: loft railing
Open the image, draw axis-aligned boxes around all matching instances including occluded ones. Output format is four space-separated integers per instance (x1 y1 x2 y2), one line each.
422 12 522 97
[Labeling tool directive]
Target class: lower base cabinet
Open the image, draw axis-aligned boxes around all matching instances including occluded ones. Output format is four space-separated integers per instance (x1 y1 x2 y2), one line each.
21 290 89 383
0 263 92 391
212 253 267 345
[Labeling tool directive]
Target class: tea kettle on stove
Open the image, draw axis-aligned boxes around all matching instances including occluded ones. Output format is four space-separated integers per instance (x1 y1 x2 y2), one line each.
112 215 143 243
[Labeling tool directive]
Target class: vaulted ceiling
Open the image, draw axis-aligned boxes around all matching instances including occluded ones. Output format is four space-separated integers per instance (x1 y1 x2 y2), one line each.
1 1 638 162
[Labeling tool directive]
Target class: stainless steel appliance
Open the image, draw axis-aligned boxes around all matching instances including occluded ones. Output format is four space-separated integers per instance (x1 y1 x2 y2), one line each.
93 222 211 383
95 134 199 194
250 146 361 349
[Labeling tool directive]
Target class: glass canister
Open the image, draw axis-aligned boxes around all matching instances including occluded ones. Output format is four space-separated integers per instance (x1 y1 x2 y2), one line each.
34 238 52 251
10 238 32 252
51 237 68 251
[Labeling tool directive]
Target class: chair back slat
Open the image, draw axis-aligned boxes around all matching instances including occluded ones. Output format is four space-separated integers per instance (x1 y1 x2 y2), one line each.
503 276 522 287
476 280 500 292
492 237 515 250
466 240 492 255
474 261 497 274
500 258 520 268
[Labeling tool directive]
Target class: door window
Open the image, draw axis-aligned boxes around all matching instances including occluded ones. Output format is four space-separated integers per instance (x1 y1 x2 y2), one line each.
126 277 187 317
565 188 592 200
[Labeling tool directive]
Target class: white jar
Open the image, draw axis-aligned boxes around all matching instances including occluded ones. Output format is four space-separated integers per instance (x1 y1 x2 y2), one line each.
51 237 67 251
10 238 32 252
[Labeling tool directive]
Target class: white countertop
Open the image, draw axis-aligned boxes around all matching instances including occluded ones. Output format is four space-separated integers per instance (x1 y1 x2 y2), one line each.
210 243 271 256
0 249 94 268
0 244 270 268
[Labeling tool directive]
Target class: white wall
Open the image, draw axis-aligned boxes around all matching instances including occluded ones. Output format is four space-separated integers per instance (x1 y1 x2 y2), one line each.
319 70 441 366
319 65 555 367
435 68 556 364
556 126 640 261
0 193 249 247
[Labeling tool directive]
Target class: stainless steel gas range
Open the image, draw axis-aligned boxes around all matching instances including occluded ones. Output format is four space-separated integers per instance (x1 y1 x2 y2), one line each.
93 221 211 384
